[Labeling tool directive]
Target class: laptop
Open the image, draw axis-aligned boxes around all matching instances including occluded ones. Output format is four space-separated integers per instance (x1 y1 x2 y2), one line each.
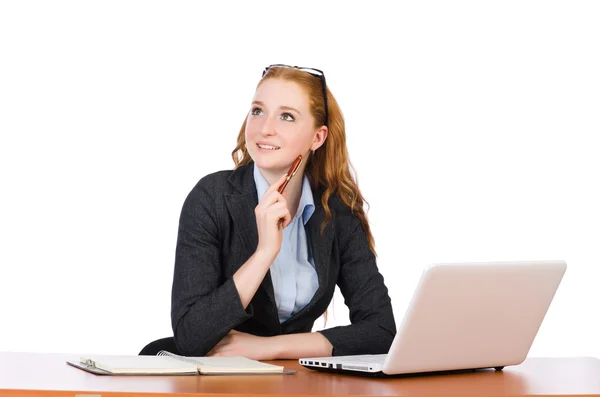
300 260 567 376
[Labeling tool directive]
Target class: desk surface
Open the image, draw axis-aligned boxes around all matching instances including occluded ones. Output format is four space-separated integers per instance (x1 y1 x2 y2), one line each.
0 352 599 397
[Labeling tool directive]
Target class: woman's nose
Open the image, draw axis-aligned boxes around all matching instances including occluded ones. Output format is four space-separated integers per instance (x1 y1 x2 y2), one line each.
260 115 277 136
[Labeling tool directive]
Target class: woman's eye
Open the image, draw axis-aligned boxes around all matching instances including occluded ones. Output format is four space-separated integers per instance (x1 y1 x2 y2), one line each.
251 107 263 116
281 112 295 122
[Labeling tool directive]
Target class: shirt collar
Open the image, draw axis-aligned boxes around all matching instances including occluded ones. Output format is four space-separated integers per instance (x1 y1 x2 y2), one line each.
253 162 315 225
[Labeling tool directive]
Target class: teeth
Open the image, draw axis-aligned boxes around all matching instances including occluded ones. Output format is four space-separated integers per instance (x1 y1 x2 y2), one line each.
258 144 280 150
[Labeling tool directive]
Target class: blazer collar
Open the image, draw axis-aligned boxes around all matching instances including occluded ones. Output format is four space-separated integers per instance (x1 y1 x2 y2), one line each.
226 162 258 195
223 162 335 331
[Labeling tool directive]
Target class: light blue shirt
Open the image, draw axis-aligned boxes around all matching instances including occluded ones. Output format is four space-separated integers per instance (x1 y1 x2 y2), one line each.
253 163 319 323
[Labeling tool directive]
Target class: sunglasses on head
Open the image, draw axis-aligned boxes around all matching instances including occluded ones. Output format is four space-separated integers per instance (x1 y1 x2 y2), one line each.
262 64 329 128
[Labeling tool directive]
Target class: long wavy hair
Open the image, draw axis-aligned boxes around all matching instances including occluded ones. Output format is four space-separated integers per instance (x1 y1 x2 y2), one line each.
231 67 376 256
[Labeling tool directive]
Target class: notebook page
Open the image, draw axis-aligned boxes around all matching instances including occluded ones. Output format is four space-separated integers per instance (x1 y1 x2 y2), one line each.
80 355 198 374
157 351 283 373
187 356 284 372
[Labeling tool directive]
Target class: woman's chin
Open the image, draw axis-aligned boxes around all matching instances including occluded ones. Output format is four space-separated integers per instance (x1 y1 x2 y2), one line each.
252 153 282 167
253 158 288 174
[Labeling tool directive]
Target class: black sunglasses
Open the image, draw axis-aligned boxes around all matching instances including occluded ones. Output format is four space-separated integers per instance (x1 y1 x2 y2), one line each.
262 64 329 128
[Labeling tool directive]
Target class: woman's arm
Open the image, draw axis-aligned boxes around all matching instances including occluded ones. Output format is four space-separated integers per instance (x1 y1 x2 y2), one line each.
271 332 333 358
208 213 396 360
233 173 292 308
172 173 292 357
207 330 333 360
171 178 250 357
317 216 397 356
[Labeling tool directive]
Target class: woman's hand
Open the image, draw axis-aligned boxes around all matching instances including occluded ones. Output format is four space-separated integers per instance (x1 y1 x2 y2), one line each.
255 173 292 257
207 330 279 361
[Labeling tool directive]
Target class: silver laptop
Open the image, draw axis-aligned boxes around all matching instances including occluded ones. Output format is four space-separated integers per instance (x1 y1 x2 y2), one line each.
300 260 567 376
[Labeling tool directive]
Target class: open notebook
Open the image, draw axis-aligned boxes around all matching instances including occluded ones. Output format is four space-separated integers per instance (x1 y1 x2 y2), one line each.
67 350 295 375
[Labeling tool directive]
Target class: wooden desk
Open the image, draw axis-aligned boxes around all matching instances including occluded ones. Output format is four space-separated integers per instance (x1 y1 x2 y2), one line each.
0 352 599 397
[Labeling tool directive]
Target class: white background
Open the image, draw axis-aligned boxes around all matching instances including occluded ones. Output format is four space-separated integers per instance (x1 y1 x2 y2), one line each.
1 1 598 358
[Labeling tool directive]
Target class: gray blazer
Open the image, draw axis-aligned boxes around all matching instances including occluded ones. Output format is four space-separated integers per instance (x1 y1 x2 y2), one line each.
171 162 396 357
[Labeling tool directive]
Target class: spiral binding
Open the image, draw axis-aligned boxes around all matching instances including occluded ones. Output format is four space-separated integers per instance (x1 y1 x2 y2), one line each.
157 350 204 367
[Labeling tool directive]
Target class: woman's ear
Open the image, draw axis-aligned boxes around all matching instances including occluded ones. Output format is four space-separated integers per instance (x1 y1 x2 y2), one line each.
311 126 328 151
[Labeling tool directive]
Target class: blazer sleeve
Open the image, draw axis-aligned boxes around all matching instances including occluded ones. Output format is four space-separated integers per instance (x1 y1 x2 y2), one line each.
170 178 253 356
318 216 397 356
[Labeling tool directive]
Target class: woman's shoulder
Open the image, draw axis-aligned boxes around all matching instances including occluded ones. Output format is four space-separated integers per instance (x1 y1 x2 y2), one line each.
186 163 253 200
192 169 235 191
315 188 361 227
317 188 355 214
179 167 246 220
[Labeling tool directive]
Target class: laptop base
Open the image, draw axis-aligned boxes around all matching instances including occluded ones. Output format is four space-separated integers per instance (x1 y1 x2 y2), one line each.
302 365 504 378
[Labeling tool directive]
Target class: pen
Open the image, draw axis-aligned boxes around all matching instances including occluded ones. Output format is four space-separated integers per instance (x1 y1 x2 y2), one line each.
278 155 303 194
276 155 303 229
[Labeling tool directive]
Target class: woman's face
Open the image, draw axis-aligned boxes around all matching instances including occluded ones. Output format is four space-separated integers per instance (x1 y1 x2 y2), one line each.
245 78 326 176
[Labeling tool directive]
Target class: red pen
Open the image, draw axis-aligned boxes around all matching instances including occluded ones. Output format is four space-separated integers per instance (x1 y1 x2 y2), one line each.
277 155 303 228
278 155 303 194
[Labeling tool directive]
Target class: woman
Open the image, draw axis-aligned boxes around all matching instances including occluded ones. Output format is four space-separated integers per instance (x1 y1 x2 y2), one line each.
171 64 396 360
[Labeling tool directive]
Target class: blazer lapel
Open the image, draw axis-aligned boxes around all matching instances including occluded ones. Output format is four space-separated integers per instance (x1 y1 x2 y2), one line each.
305 202 335 302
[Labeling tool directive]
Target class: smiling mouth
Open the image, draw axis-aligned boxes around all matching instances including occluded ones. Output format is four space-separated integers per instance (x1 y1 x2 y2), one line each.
257 143 281 150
